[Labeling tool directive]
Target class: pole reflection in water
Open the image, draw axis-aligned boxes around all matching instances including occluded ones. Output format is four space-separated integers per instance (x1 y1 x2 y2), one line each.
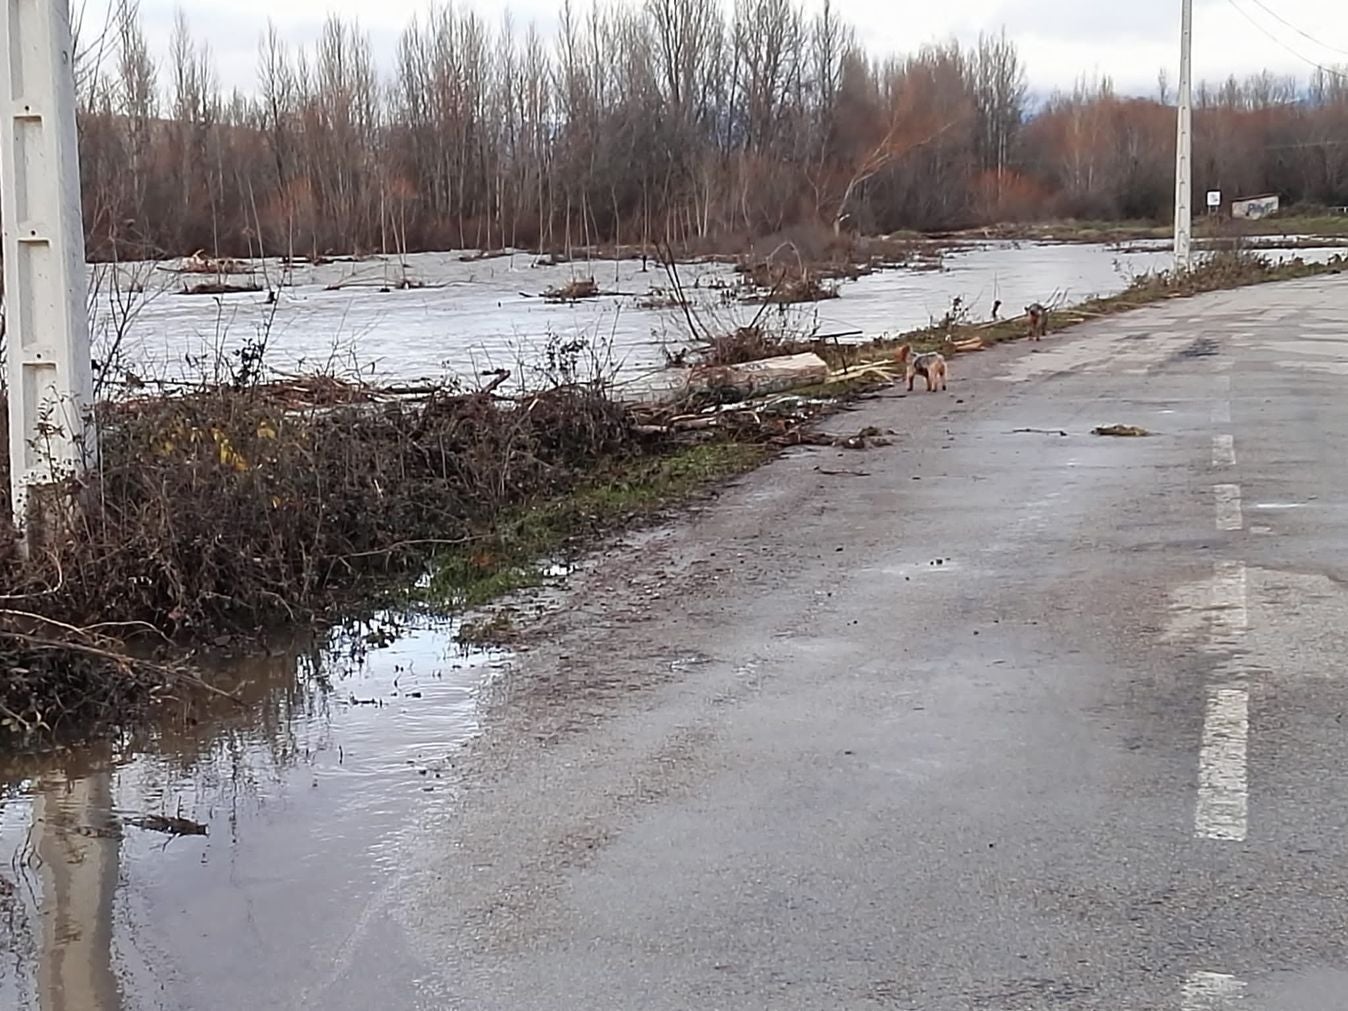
35 766 122 1011
0 611 502 1010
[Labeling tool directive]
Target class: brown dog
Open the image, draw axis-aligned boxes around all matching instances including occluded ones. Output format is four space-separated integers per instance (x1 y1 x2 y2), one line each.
894 344 948 392
1026 302 1049 340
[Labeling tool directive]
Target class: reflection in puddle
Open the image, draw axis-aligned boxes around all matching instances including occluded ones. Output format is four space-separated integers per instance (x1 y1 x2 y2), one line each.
0 613 505 1010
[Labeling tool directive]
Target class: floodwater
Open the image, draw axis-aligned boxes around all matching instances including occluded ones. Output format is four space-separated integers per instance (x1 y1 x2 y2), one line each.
89 239 1348 390
0 611 509 1011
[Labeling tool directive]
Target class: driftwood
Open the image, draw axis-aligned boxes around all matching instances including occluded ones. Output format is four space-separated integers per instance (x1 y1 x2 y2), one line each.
949 337 985 352
178 250 249 275
181 281 263 296
127 814 208 837
690 352 829 398
543 278 601 302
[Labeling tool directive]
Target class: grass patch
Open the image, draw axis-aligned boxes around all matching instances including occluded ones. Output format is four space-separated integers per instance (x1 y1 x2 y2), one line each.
417 441 768 609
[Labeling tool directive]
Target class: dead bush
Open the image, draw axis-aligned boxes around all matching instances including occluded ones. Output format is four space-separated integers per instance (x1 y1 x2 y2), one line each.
0 375 649 735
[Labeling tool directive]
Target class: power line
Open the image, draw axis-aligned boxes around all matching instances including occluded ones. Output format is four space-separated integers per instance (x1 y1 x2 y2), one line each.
1244 0 1348 59
1226 0 1348 81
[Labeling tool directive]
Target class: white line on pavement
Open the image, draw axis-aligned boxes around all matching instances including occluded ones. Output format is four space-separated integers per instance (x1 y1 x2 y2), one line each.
1210 561 1248 641
1212 434 1236 468
1211 401 1232 424
1214 485 1244 531
1195 688 1249 842
1181 970 1247 1010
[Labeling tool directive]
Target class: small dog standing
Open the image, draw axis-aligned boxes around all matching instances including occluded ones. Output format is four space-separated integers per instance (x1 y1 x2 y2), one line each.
1026 302 1049 340
894 344 948 392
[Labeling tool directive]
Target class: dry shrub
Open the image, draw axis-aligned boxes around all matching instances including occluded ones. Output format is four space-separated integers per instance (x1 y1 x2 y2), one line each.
735 261 840 303
1121 249 1345 299
0 377 643 733
697 325 812 366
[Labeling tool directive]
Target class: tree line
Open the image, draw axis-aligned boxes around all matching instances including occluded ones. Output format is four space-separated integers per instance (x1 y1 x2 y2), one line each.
69 0 1348 261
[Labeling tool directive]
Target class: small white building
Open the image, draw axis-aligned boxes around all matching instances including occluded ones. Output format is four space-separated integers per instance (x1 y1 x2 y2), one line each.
1232 194 1280 220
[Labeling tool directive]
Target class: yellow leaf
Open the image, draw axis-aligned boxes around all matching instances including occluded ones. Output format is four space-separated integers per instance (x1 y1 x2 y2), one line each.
212 429 249 472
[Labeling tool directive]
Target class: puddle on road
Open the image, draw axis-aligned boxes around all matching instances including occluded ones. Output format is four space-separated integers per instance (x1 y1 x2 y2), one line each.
0 612 507 1011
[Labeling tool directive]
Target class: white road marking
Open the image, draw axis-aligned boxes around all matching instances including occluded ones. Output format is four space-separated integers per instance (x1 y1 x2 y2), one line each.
1195 688 1249 842
1210 561 1248 641
1212 434 1236 468
1181 970 1247 1009
1211 401 1232 424
1213 485 1243 531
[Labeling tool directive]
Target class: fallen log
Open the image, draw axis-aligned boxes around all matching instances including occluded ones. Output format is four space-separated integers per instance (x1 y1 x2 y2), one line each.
690 352 829 398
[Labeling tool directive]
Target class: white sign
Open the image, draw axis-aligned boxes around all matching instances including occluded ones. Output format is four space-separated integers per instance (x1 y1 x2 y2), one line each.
1206 190 1222 208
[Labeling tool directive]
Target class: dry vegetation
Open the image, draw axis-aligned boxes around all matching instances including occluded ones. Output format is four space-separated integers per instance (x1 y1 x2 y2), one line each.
69 1 1348 267
0 369 653 737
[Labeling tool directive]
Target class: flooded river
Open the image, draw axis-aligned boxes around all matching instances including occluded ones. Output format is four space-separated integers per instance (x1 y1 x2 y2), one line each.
91 239 1348 388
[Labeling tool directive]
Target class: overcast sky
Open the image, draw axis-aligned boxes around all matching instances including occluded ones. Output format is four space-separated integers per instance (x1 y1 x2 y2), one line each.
81 0 1348 99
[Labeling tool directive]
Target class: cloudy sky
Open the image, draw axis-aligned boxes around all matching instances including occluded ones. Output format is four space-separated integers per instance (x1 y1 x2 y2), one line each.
81 0 1348 99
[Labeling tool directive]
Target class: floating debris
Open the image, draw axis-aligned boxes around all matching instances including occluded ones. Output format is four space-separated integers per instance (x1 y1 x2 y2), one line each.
126 814 208 837
542 277 601 302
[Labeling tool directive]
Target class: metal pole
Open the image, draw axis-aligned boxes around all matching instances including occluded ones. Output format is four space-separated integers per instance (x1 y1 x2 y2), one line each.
0 0 94 548
1174 0 1194 269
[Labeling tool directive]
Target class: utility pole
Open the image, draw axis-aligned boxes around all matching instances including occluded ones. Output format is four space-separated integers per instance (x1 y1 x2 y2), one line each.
0 0 95 549
1173 0 1194 269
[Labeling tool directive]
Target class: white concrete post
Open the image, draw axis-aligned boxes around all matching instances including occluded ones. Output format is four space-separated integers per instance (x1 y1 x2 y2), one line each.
0 0 95 543
1173 0 1194 270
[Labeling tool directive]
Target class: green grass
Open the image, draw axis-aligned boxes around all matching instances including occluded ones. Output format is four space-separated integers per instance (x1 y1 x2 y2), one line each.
416 441 768 612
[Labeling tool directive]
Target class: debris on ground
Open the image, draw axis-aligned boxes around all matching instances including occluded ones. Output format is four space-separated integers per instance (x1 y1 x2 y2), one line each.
1093 424 1151 437
949 337 986 353
815 467 871 477
1013 427 1069 436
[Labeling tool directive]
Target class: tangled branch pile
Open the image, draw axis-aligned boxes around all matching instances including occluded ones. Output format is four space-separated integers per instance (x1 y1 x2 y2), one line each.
0 377 647 736
735 261 840 304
